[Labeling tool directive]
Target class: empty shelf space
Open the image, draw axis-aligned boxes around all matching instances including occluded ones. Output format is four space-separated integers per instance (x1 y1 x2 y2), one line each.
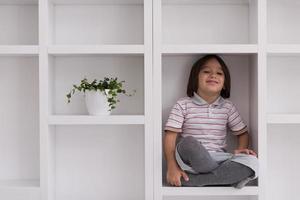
267 0 300 44
161 0 257 45
48 2 144 45
0 3 38 45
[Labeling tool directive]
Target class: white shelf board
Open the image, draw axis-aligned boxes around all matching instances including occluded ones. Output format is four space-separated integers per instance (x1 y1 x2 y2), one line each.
48 115 145 125
0 45 39 55
267 114 300 124
162 0 249 5
0 180 39 188
0 0 37 4
0 180 40 200
48 45 144 55
267 44 300 55
162 45 258 54
162 186 259 196
50 0 143 5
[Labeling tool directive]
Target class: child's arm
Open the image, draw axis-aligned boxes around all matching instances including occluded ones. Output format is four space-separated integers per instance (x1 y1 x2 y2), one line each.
164 131 189 186
234 131 257 157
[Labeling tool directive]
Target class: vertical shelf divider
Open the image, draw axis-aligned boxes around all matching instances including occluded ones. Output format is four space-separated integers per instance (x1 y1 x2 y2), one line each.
153 0 163 199
258 0 267 200
144 0 154 200
39 0 52 199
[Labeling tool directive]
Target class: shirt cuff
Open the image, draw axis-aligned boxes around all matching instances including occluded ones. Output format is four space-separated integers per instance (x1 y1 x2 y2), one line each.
164 126 182 133
232 126 248 136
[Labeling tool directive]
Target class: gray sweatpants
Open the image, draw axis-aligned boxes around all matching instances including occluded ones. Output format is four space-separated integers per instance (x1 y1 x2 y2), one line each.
176 136 254 187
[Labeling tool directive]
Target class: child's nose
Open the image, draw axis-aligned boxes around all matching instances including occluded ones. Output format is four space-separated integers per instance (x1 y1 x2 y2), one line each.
210 73 217 78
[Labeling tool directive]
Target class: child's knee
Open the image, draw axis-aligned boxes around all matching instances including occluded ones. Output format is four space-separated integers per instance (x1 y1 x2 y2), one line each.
182 136 198 145
179 136 199 151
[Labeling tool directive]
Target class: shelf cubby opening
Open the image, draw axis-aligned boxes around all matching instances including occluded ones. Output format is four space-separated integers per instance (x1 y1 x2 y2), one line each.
161 53 258 186
267 124 300 200
267 0 300 44
48 54 144 115
0 56 40 187
161 0 257 45
267 55 300 114
48 0 144 45
49 125 145 200
0 0 38 45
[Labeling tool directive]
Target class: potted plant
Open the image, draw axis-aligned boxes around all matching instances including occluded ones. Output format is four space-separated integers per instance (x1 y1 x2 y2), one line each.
66 77 135 115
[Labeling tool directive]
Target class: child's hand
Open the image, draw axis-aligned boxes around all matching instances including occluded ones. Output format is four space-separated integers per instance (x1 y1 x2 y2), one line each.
166 165 189 186
234 149 257 157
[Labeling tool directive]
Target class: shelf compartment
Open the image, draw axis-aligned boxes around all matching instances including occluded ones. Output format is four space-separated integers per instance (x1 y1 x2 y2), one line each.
0 2 38 45
49 115 145 125
0 56 40 189
48 54 144 115
267 0 300 44
162 0 257 44
267 55 300 114
162 45 258 54
48 45 144 55
48 0 144 45
267 124 300 200
160 54 259 186
162 186 258 196
51 125 145 200
0 45 38 55
267 114 300 124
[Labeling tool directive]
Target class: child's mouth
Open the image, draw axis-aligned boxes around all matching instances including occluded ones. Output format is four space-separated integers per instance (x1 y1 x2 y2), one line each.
206 80 219 84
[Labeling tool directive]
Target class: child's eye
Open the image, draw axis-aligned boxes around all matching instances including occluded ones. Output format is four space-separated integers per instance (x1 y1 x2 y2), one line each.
203 70 210 73
217 72 224 75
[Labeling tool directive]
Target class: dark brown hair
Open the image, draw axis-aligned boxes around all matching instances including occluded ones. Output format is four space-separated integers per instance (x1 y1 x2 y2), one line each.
187 54 231 98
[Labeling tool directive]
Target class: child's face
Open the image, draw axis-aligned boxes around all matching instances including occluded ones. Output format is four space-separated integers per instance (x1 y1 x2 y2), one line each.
197 58 225 96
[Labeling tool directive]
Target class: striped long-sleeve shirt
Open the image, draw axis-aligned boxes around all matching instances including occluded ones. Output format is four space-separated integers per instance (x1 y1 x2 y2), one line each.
165 92 247 152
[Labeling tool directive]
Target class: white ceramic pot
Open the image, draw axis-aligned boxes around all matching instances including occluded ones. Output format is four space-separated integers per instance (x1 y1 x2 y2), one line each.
85 90 111 115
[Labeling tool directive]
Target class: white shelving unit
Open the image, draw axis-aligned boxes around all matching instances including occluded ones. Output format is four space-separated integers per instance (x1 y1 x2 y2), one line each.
1 0 299 199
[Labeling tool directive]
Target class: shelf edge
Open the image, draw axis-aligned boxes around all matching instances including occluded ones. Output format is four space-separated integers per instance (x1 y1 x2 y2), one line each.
162 186 259 196
48 115 145 125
